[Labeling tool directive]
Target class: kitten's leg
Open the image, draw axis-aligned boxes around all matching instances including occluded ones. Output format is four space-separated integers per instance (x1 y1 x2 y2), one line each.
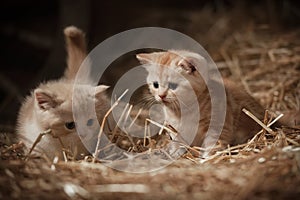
201 113 235 155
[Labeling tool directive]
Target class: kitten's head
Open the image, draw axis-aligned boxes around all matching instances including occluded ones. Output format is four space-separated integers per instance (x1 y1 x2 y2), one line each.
34 81 109 139
136 50 208 108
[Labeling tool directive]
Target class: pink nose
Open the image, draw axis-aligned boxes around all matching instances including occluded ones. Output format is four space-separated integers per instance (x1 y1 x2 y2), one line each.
159 94 166 99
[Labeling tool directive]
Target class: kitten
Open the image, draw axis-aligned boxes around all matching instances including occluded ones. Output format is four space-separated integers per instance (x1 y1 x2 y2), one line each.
136 50 270 149
17 26 110 159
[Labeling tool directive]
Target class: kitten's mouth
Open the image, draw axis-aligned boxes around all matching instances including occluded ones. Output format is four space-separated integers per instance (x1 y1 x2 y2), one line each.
157 98 170 104
155 96 171 104
162 99 170 103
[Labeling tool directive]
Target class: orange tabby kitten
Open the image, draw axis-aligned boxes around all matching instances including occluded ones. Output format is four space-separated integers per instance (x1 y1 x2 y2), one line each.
17 26 110 159
136 50 268 149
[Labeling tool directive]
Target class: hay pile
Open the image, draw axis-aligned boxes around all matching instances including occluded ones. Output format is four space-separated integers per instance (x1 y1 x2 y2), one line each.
1 26 300 200
1 128 300 199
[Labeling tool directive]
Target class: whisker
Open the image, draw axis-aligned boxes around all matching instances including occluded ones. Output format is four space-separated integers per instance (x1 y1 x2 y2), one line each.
136 96 157 109
176 97 189 109
176 97 195 113
136 95 155 102
135 95 153 104
173 101 180 114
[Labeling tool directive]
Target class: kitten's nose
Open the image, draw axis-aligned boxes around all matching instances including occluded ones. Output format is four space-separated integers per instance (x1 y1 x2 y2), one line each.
158 94 166 100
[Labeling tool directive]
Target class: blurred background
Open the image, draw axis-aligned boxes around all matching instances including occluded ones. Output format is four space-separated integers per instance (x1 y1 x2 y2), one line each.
0 0 299 131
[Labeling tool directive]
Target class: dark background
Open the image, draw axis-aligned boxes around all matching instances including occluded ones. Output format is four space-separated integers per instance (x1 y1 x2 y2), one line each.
0 0 299 131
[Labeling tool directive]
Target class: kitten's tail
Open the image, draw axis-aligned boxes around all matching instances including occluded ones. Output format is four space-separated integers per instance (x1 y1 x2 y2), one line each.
63 26 87 80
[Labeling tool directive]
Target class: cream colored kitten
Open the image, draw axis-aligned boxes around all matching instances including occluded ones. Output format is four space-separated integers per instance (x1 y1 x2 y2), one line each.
136 50 269 149
17 26 110 159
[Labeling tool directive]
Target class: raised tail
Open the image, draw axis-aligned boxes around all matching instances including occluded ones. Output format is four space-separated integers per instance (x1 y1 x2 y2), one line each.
63 26 87 80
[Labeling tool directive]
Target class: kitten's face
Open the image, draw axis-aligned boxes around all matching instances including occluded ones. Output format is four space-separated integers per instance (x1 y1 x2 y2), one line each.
137 51 207 109
34 82 109 139
146 63 189 105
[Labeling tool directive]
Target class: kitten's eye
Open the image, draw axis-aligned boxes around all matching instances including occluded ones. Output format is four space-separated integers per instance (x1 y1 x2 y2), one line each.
168 82 178 90
86 119 94 127
153 81 159 89
65 122 75 130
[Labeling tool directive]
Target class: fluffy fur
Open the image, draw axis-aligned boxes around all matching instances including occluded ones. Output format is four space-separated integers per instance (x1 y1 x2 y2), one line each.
17 26 110 159
137 50 269 148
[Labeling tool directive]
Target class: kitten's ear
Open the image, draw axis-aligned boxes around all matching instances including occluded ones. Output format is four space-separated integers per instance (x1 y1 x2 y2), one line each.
177 53 208 78
94 85 110 96
136 53 154 64
34 89 58 110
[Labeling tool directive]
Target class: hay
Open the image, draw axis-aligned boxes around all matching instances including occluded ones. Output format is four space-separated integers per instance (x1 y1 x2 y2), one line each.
1 13 300 200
